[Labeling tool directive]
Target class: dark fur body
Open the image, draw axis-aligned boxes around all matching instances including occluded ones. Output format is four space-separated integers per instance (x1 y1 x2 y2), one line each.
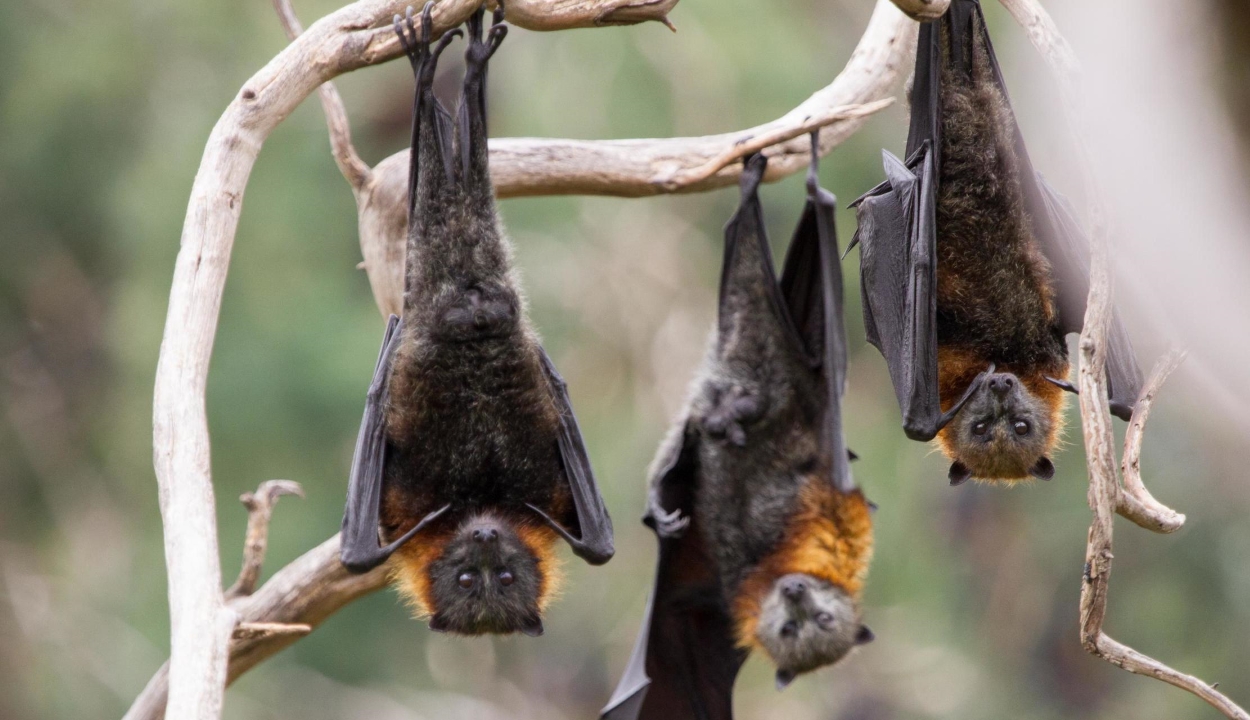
356 5 598 635
934 24 1067 378
932 20 1069 481
688 228 825 597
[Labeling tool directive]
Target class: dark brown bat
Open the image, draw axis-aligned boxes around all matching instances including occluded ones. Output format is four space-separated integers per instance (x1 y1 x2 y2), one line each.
851 0 1143 486
338 1 613 638
602 145 874 720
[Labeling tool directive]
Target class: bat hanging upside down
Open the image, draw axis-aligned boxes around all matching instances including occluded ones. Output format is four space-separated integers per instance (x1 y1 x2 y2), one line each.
602 145 874 720
851 0 1144 486
338 1 613 637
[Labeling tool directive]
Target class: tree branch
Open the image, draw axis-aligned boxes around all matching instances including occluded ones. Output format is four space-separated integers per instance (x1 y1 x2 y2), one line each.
225 479 305 599
125 534 388 720
356 0 916 316
998 1 1247 717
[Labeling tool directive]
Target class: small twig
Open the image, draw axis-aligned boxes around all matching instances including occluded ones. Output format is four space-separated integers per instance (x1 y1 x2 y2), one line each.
232 622 313 641
225 479 304 599
271 0 372 192
1118 349 1187 533
650 99 895 190
1000 1 1249 717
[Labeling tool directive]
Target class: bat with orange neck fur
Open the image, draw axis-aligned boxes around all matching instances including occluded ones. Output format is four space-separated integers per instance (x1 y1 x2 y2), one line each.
338 2 613 638
601 145 873 720
850 0 1144 486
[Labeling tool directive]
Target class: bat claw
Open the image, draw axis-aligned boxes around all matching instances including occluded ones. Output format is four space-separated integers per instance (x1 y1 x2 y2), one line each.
649 506 690 539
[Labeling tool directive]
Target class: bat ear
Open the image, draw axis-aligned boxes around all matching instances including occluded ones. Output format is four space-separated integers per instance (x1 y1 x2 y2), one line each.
856 625 875 645
948 461 973 486
1030 456 1056 481
519 615 544 638
774 669 797 691
428 614 450 633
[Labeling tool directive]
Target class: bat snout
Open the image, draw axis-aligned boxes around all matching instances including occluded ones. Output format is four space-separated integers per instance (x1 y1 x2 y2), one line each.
986 373 1017 398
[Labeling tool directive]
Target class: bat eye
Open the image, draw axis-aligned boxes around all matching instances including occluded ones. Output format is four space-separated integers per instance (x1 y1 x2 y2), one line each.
780 620 799 638
498 570 514 586
458 572 475 589
972 422 989 437
1014 420 1030 436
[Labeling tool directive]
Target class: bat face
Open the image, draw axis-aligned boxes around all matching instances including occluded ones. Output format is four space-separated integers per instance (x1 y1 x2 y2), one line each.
943 372 1058 484
754 573 871 688
424 514 547 637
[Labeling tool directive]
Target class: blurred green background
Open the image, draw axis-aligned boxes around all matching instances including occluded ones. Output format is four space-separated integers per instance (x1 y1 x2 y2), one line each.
2 0 1248 718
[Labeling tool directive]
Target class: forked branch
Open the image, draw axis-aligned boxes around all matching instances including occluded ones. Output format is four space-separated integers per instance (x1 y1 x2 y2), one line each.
999 0 1247 717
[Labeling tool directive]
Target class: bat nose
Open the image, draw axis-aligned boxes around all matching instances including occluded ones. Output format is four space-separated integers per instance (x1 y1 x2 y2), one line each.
781 580 807 601
472 528 499 544
987 374 1015 397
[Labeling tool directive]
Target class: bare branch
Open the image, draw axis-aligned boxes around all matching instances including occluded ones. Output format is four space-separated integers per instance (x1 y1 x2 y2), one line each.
651 99 895 191
231 622 313 641
999 1 1248 717
225 479 305 599
1118 350 1186 533
125 535 389 720
272 0 372 191
358 0 917 316
887 0 950 21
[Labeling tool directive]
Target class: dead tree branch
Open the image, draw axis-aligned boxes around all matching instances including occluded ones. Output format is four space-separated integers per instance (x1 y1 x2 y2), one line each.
999 1 1248 717
226 479 305 599
124 535 388 720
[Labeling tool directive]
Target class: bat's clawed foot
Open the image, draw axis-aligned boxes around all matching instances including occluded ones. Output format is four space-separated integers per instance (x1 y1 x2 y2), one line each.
647 504 690 539
704 385 764 448
466 1 508 71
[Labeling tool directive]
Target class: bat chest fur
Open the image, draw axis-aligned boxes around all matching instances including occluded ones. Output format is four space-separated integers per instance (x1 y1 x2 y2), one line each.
381 338 564 518
934 63 1066 369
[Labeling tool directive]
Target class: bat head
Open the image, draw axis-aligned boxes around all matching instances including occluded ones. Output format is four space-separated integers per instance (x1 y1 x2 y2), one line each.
944 372 1058 484
754 573 873 689
424 513 546 637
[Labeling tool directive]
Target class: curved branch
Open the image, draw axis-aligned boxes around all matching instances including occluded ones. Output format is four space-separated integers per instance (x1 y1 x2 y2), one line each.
1000 1 1248 717
358 0 917 316
272 0 372 191
1118 349 1187 534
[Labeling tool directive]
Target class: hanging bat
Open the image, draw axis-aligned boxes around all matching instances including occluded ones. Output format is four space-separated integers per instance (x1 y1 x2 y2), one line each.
850 0 1144 486
338 1 613 637
602 145 874 720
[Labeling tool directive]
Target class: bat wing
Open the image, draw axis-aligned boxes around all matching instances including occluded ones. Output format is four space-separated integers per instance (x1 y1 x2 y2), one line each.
532 348 615 565
851 144 947 442
601 423 746 720
1034 178 1144 419
779 135 855 491
340 315 448 572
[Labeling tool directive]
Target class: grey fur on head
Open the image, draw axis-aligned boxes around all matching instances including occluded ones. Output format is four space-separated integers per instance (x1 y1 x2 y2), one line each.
754 573 871 688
